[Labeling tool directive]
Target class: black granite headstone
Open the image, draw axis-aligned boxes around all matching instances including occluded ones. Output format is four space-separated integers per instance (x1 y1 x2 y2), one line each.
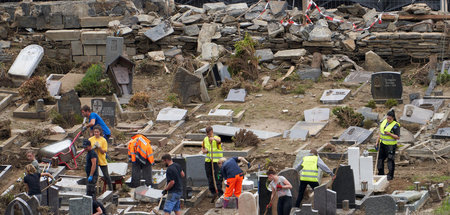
57 90 81 116
259 175 272 215
371 72 402 102
91 99 116 128
278 168 300 206
331 165 356 209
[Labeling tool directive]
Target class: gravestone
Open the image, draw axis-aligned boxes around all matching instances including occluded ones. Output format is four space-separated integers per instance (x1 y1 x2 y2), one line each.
238 192 257 215
49 186 60 215
173 67 201 104
5 197 33 215
304 108 330 122
8 44 44 79
411 99 444 112
105 36 124 67
320 89 351 104
144 20 174 42
371 72 402 102
106 56 134 97
26 195 40 212
91 99 116 127
299 204 319 215
338 126 373 145
432 127 450 139
199 125 281 140
185 155 208 186
399 104 434 125
296 68 322 81
278 168 300 205
156 107 187 122
343 71 372 84
224 89 246 102
347 147 360 192
325 189 337 215
313 184 327 213
409 93 420 103
331 165 356 208
69 195 92 215
58 90 81 117
283 128 309 141
357 107 379 121
362 195 396 215
360 156 374 192
258 175 272 215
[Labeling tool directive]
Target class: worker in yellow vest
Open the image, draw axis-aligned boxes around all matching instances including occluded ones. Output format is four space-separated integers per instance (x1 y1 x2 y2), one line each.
294 149 335 207
127 134 155 187
376 110 400 180
201 126 224 199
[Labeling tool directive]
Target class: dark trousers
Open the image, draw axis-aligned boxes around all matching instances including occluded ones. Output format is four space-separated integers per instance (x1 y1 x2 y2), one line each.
205 161 223 196
86 175 98 199
131 162 152 188
377 143 396 180
277 196 293 215
100 165 113 190
295 180 319 207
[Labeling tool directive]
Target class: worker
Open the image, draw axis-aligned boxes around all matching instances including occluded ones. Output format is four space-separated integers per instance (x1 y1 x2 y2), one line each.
267 167 293 215
127 134 154 188
83 139 98 198
89 125 113 191
218 157 250 208
81 105 111 141
161 154 185 215
92 199 107 215
24 164 55 203
201 126 223 199
376 110 400 181
26 150 40 173
294 149 335 207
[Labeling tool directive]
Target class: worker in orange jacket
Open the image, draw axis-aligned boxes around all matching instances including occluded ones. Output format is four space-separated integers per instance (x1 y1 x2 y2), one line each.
128 134 154 187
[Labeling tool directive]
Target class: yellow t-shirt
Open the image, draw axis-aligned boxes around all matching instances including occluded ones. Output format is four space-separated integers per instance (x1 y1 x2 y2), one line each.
89 136 108 166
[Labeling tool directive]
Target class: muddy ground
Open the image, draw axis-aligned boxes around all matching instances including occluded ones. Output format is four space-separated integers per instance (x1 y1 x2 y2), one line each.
0 61 449 214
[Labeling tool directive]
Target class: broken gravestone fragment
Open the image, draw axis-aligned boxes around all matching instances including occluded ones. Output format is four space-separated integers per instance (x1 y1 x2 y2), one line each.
364 51 393 72
8 44 44 79
172 67 201 104
144 20 174 42
224 89 246 102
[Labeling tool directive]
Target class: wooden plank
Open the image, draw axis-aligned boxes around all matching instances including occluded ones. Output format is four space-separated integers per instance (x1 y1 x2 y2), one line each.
382 14 450 21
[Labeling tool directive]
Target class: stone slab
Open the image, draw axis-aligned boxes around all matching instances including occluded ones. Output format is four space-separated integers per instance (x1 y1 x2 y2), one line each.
199 125 281 140
362 195 396 215
255 49 274 62
144 21 174 42
391 190 429 211
274 49 307 60
411 99 444 112
343 71 372 84
290 121 327 137
185 155 208 187
0 93 13 112
134 186 162 202
81 31 108 45
400 104 434 125
338 126 373 145
432 127 450 139
69 195 92 215
98 163 128 178
8 45 44 79
304 108 330 122
283 128 309 141
359 156 374 192
224 89 246 102
105 36 124 67
45 30 81 41
238 192 257 215
278 168 299 205
357 107 379 121
156 108 187 122
296 68 322 81
326 189 337 215
331 165 356 208
320 89 351 104
80 16 112 28
59 73 85 94
347 147 361 192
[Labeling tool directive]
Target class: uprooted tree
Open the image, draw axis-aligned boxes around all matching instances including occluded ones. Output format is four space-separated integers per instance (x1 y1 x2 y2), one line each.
18 76 52 105
332 106 364 127
233 129 260 147
227 33 259 81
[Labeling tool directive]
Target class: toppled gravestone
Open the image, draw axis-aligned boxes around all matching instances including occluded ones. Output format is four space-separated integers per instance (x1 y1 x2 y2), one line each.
400 104 434 125
364 51 394 72
57 90 81 117
8 44 44 79
197 23 217 53
144 20 174 42
172 67 201 104
362 195 396 215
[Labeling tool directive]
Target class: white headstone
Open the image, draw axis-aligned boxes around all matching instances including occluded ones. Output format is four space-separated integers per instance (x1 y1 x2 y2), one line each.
348 147 361 192
359 156 374 191
8 45 44 78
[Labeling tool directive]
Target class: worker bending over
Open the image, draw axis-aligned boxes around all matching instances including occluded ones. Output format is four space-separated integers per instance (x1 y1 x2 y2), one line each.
218 157 250 208
127 134 154 187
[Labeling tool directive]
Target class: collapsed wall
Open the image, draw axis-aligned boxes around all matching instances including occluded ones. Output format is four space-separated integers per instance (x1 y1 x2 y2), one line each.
0 0 448 65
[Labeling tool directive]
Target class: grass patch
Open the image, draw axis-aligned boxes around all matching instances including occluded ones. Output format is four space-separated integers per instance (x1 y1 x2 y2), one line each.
434 197 450 215
292 85 305 95
75 64 113 97
384 99 398 109
366 100 376 109
412 175 450 183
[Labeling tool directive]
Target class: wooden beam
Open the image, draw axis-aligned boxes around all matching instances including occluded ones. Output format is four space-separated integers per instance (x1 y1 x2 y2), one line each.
382 14 450 21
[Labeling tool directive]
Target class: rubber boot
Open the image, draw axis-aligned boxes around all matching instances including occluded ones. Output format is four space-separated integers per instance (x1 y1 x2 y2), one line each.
223 199 229 208
236 199 238 209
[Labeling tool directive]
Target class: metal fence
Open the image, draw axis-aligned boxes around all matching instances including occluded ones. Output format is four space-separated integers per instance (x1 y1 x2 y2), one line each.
175 0 448 11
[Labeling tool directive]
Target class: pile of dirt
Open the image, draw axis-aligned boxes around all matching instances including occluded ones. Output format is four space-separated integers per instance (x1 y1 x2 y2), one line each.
247 152 296 172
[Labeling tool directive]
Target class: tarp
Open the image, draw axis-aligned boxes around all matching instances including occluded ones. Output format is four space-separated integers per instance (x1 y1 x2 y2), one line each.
175 0 445 12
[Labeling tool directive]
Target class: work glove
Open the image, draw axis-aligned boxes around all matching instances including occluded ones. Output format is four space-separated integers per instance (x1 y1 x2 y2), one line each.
88 176 93 183
276 184 283 190
266 203 272 208
94 142 100 149
162 190 167 195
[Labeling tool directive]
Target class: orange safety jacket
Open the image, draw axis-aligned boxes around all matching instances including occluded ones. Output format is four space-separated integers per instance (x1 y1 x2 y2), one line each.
127 134 154 165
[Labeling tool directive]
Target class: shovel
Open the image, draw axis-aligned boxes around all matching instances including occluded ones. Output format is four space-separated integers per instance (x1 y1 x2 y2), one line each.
152 194 165 215
41 178 62 192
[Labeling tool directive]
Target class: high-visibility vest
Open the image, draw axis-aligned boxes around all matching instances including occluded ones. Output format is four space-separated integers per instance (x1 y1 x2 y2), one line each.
204 136 223 162
379 119 400 146
300 156 319 182
128 134 154 165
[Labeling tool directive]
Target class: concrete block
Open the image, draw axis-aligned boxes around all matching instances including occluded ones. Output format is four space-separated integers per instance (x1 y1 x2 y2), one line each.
81 31 108 45
71 41 83 56
72 56 102 63
83 45 97 56
45 30 81 41
348 147 360 192
359 156 374 192
80 17 112 28
126 47 136 56
97 45 106 56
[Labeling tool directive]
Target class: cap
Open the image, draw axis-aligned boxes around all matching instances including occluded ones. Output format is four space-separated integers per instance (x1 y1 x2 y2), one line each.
82 139 91 148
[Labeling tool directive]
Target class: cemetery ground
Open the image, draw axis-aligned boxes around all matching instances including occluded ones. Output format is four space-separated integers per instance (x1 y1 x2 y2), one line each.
0 60 449 214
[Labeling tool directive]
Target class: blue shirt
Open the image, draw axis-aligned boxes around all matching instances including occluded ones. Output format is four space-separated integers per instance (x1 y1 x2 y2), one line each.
89 112 111 135
221 157 243 180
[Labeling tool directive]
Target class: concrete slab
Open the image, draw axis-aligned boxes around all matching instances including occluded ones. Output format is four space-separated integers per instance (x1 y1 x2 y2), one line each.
134 186 162 202
391 190 429 211
98 163 128 178
400 105 434 125
411 99 444 112
144 21 174 42
156 108 187 122
224 89 246 102
432 127 450 139
8 45 44 79
0 93 13 112
338 126 373 145
199 125 281 140
304 108 330 122
59 73 85 94
320 89 351 104
290 121 327 137
344 71 372 84
283 128 308 141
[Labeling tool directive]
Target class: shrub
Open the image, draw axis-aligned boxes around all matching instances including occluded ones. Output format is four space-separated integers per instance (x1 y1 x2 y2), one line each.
18 76 52 104
227 33 259 80
50 110 83 129
437 70 450 85
24 128 48 147
366 100 376 109
332 106 364 127
363 119 376 129
129 92 150 109
167 93 181 107
292 85 305 94
75 64 113 96
385 99 398 109
232 129 260 147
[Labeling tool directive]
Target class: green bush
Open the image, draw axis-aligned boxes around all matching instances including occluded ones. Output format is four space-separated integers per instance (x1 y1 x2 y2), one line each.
50 110 83 129
227 33 259 80
75 64 113 96
385 99 398 109
437 70 450 85
292 85 305 94
332 106 364 127
167 93 181 107
366 100 376 109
